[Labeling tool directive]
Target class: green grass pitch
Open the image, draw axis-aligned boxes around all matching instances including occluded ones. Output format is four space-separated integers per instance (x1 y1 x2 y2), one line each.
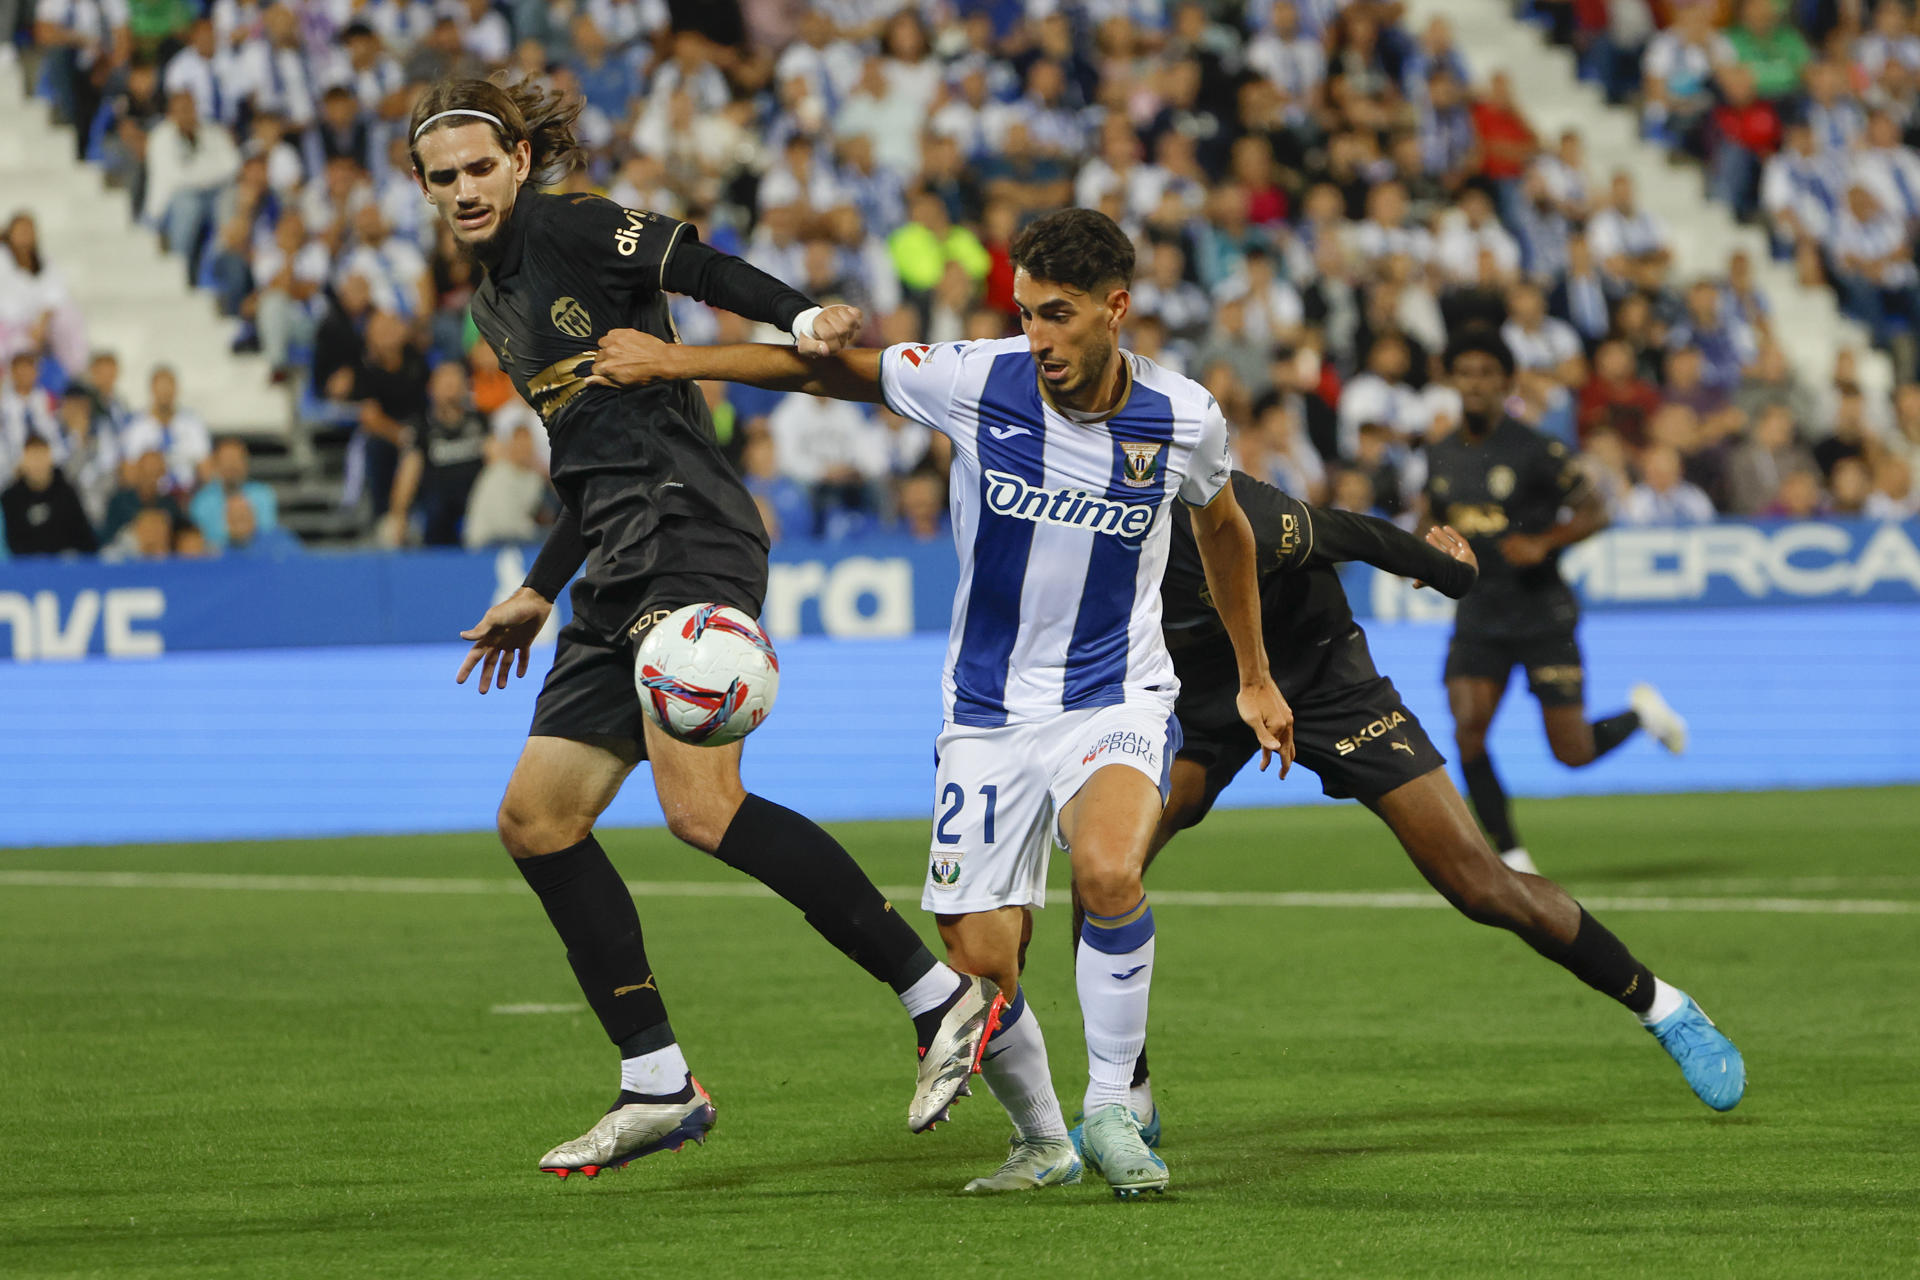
3 787 1917 1278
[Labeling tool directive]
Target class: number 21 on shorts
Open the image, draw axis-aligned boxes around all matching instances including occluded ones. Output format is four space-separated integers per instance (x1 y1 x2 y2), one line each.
935 784 997 845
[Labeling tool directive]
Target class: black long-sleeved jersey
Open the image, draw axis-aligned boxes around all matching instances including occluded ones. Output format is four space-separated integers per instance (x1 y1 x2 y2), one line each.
1422 416 1589 638
1162 472 1477 698
473 190 815 610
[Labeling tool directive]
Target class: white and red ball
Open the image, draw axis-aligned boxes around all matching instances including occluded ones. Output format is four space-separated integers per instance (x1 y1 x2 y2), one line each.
633 604 781 746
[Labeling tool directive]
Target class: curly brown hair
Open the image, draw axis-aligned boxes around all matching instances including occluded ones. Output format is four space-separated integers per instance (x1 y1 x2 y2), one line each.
407 75 585 187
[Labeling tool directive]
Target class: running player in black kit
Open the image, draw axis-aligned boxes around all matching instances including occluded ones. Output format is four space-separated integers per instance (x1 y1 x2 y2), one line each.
410 78 996 1178
1424 327 1687 876
1067 469 1745 1146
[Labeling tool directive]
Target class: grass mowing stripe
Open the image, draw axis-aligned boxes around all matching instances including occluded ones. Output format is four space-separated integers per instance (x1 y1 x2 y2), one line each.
2 869 1914 914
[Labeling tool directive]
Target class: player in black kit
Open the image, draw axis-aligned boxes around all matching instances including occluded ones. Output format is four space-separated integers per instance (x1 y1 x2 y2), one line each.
1067 470 1745 1145
1423 327 1688 876
409 78 996 1177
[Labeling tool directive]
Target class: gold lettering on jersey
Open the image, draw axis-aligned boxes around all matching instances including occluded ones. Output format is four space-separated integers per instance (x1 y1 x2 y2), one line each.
550 296 593 339
612 207 655 257
1446 503 1510 537
1275 512 1301 559
526 351 596 418
1487 465 1516 500
1335 711 1409 756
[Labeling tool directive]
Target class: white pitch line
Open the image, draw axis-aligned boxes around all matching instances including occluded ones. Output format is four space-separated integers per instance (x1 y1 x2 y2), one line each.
491 1003 585 1015
1 870 1915 916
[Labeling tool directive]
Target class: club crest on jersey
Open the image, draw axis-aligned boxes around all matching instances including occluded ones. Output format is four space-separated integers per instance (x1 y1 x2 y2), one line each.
550 296 593 339
929 855 963 888
1487 465 1516 500
1120 441 1164 488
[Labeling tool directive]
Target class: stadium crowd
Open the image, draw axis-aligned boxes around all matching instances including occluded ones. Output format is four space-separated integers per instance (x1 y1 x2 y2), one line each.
6 0 1920 561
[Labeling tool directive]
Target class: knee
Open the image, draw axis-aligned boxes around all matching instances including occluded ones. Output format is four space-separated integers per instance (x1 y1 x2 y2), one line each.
496 795 590 861
661 794 737 855
1075 854 1144 918
1453 724 1489 759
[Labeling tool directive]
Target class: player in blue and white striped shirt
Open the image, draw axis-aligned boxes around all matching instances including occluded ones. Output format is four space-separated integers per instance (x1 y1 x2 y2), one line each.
590 209 1294 1198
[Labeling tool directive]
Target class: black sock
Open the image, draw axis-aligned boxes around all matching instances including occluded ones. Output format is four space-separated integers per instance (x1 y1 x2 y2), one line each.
1534 907 1657 1014
1460 753 1519 852
714 794 938 992
515 836 674 1054
1131 1046 1151 1088
1590 710 1640 760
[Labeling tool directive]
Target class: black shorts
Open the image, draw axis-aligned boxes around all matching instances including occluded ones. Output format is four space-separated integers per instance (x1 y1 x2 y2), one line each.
528 570 764 755
1444 627 1585 708
1176 627 1447 818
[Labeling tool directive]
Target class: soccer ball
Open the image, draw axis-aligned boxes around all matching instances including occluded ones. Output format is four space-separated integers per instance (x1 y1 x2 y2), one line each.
633 604 781 746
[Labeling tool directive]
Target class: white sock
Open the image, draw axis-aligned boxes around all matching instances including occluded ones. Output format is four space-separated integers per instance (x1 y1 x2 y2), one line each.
1638 977 1686 1026
619 1042 690 1096
978 988 1068 1141
1078 897 1155 1115
1128 1078 1155 1122
897 960 962 1018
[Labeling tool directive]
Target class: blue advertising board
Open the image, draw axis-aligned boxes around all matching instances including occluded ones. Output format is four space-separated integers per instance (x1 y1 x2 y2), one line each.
1 520 1915 661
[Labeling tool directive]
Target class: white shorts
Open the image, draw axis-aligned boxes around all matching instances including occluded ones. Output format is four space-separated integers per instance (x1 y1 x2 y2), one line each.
921 700 1182 915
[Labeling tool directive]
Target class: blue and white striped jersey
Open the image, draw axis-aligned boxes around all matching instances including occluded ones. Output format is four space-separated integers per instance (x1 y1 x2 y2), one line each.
881 336 1232 727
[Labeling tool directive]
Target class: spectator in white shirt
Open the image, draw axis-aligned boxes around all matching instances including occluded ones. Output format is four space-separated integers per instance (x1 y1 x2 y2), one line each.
1 351 62 477
1849 110 1920 228
1640 0 1734 147
252 207 331 375
237 4 316 128
455 0 512 67
0 213 87 373
33 0 130 143
1586 170 1673 291
1337 333 1426 461
1621 442 1718 524
142 90 242 281
1245 1 1326 112
120 366 212 494
336 203 431 321
1501 281 1586 386
163 17 244 128
1348 181 1435 268
1866 454 1918 518
1762 121 1847 252
1129 240 1211 349
1830 183 1920 347
1434 186 1522 284
768 391 891 537
1532 129 1595 220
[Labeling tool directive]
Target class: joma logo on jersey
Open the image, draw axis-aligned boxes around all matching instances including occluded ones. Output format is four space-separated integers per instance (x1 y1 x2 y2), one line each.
612 207 655 256
550 296 593 339
1334 710 1409 756
982 470 1155 537
1120 441 1164 488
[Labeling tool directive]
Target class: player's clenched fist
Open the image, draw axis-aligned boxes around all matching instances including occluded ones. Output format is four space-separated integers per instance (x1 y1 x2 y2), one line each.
797 303 863 355
587 328 677 388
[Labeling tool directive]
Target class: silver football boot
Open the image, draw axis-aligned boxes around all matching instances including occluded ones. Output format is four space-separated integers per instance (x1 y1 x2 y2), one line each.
909 975 1004 1132
963 1134 1083 1193
538 1078 716 1178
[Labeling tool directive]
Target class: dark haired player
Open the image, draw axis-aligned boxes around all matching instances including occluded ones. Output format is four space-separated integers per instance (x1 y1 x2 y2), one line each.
1425 328 1688 877
409 78 997 1177
1067 472 1745 1154
590 207 1296 1198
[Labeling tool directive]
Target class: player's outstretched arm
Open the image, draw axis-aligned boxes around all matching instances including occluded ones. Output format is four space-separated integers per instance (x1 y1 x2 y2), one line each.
588 327 887 403
1300 501 1479 598
1188 483 1295 775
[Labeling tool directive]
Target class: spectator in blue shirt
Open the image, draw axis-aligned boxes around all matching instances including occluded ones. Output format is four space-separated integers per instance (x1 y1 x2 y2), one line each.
189 437 280 550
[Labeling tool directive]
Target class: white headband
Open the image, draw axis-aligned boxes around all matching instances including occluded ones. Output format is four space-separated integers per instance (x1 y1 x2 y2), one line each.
413 109 506 141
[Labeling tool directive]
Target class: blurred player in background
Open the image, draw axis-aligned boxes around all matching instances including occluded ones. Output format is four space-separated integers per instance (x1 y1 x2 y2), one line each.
589 208 1296 1198
1072 473 1746 1152
417 76 996 1179
1423 329 1689 876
